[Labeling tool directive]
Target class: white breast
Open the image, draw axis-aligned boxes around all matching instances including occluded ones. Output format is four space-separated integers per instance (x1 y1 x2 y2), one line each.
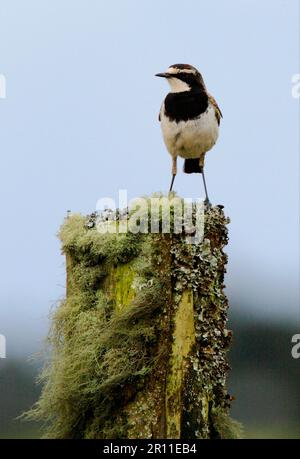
160 103 219 160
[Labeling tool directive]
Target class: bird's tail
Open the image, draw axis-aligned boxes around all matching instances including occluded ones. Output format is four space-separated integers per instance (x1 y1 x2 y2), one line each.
183 158 203 174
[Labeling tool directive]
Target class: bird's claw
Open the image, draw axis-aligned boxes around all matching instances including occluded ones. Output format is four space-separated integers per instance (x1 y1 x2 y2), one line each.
204 198 212 207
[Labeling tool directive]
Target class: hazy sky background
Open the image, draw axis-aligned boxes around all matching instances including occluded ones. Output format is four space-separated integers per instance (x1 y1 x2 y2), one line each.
0 0 299 356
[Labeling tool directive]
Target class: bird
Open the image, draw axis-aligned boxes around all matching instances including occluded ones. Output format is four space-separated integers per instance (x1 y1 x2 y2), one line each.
156 64 222 204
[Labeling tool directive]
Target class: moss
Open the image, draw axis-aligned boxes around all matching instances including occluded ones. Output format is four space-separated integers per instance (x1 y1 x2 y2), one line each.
210 407 244 439
25 213 175 439
60 214 141 265
104 261 137 313
166 290 196 438
24 196 242 439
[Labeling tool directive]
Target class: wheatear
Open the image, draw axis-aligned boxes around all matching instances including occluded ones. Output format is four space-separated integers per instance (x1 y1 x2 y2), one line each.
156 64 222 204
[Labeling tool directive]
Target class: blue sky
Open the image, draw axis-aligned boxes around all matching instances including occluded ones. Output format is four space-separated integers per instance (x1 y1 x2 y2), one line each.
0 0 299 355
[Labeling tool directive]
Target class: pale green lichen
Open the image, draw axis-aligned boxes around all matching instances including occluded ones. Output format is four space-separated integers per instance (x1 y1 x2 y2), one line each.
166 290 195 438
24 195 242 439
210 406 244 439
24 214 167 439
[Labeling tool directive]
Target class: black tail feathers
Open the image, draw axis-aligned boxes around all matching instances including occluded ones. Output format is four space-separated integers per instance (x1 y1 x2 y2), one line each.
183 158 203 174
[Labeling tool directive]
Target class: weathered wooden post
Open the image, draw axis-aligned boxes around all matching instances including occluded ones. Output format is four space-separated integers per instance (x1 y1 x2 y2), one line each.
27 196 241 439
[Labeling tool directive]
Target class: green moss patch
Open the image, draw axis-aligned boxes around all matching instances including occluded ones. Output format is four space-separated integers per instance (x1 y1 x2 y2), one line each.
24 196 242 439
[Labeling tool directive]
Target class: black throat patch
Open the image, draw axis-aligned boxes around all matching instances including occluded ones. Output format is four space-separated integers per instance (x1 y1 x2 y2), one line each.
164 90 209 123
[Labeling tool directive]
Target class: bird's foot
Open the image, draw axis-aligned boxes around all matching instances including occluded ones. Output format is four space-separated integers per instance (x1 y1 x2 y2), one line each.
204 198 212 208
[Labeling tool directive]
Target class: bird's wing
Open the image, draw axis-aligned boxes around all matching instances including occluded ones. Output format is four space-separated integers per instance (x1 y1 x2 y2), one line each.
208 94 223 125
158 101 164 122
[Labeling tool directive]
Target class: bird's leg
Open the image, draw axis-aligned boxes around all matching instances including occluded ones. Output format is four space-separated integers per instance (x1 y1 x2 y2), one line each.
201 167 211 206
169 156 177 192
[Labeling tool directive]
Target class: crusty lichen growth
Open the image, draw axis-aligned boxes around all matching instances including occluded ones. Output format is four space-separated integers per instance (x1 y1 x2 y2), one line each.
170 206 243 439
24 194 242 439
166 290 196 438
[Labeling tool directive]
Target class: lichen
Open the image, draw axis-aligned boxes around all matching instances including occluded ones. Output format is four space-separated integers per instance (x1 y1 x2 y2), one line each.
171 205 240 439
210 406 244 439
104 261 137 313
166 290 195 438
24 195 242 439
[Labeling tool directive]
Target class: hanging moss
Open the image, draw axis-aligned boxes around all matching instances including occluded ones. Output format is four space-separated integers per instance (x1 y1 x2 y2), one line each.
24 195 242 439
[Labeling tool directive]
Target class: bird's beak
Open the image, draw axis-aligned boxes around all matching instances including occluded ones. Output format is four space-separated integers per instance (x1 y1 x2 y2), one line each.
155 72 171 78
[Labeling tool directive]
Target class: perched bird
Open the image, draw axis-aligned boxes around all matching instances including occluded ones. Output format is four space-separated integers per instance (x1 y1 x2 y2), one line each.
156 64 222 203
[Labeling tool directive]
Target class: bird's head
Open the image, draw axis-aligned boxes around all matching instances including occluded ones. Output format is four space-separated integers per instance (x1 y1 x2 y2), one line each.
155 64 206 93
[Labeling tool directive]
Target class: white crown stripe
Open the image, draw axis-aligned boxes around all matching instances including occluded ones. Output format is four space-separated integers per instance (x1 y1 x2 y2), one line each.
167 67 197 75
